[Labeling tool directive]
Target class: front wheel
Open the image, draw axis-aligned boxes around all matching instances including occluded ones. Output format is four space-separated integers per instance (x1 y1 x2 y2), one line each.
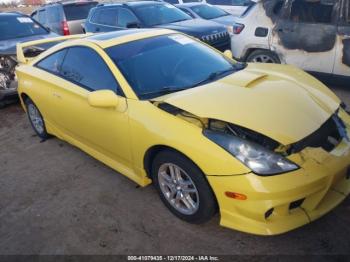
246 50 281 64
25 98 50 140
152 150 217 224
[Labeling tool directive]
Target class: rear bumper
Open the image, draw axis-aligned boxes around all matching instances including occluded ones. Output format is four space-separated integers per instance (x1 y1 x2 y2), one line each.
207 110 350 235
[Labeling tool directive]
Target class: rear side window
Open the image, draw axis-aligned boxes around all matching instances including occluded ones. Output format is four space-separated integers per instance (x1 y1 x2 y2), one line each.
60 47 119 93
63 2 97 21
38 10 46 23
36 49 67 74
93 8 118 26
117 8 139 27
47 6 63 23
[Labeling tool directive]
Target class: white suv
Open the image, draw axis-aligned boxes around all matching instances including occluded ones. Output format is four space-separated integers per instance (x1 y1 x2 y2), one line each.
231 0 350 79
163 0 256 16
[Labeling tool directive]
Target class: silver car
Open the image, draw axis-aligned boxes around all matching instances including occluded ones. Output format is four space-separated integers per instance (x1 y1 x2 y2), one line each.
31 0 98 35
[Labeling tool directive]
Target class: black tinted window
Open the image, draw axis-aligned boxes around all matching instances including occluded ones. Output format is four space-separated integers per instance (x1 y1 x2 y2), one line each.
63 2 97 21
36 49 67 74
61 47 119 92
0 15 48 41
118 8 138 27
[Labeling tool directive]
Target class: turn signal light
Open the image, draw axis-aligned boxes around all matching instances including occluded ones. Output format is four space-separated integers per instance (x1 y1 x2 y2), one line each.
232 23 245 34
225 191 247 200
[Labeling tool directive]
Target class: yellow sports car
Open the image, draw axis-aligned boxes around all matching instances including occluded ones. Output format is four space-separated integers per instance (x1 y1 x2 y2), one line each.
16 29 350 235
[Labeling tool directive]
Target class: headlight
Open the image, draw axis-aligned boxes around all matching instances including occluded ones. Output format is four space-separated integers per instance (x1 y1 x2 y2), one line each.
226 26 234 35
204 130 299 176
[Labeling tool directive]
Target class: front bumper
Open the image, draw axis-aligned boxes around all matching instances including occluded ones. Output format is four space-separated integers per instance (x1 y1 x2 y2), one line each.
207 110 350 235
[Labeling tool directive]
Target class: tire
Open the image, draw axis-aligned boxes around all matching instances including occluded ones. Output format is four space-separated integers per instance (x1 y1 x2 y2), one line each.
25 97 50 140
152 150 217 224
246 50 281 64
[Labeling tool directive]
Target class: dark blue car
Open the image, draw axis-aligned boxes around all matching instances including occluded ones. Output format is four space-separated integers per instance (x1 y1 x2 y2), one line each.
84 1 231 52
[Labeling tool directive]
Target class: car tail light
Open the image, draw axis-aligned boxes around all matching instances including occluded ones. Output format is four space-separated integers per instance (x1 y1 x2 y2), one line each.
232 23 245 34
62 21 70 36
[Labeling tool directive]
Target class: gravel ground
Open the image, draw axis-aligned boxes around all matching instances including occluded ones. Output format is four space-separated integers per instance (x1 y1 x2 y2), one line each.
0 86 349 255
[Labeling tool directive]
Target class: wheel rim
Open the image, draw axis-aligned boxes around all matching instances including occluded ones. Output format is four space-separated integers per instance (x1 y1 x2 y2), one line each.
158 163 199 215
28 103 44 134
251 54 275 63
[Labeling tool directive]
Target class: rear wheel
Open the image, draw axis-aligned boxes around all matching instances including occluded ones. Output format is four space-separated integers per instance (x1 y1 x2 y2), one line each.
246 50 281 64
25 98 50 140
152 150 217 224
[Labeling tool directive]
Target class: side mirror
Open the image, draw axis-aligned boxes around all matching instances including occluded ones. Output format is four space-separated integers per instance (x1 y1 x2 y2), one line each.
126 22 140 29
223 50 233 59
87 90 119 108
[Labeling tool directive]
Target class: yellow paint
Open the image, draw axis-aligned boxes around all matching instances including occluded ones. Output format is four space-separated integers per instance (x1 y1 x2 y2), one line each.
16 30 350 235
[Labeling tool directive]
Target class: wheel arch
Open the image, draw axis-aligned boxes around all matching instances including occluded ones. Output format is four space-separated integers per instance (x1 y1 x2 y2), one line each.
243 47 280 62
143 144 219 209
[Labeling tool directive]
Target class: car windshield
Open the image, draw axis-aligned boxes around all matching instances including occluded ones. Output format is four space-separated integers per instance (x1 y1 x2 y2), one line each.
0 15 48 41
106 34 242 99
132 3 192 26
190 4 229 19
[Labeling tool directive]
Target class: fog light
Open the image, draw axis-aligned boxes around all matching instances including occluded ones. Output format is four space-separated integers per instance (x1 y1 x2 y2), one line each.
225 191 247 200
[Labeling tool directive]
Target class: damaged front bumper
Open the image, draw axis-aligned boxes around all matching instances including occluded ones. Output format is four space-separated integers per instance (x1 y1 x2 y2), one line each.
207 109 350 235
0 81 18 106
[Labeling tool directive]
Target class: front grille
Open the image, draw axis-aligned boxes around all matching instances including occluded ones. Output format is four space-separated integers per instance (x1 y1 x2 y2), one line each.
288 113 346 155
201 31 230 51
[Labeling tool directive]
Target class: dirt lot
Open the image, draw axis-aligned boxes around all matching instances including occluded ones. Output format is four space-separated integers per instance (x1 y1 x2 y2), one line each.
0 86 350 256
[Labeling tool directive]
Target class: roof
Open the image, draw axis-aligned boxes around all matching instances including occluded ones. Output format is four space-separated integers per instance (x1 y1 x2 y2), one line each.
124 1 165 7
86 28 175 48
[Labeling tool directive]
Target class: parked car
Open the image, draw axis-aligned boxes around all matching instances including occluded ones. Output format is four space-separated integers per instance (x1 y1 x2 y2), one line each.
0 12 57 107
31 0 98 35
16 30 350 235
176 3 237 34
85 1 231 51
231 0 350 80
164 0 256 16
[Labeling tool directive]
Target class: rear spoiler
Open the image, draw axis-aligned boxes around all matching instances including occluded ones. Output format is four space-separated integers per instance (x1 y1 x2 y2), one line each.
16 34 90 64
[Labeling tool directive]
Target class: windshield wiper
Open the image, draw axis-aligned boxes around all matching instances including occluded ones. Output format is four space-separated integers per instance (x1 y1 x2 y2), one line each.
141 86 188 99
190 67 236 88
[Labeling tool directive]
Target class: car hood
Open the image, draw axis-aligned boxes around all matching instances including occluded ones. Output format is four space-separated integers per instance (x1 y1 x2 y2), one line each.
0 32 58 55
154 63 340 145
154 18 227 38
211 15 236 26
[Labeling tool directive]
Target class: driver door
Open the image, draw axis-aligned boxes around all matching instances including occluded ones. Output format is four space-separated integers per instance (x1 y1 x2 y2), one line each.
271 0 338 74
47 46 132 168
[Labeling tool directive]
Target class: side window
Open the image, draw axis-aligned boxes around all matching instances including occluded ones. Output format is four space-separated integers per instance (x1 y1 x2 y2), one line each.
117 8 139 28
60 47 119 93
289 0 335 24
36 49 67 75
179 8 195 17
38 9 46 23
163 0 179 4
31 11 38 21
47 7 62 23
97 8 118 26
90 9 101 23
